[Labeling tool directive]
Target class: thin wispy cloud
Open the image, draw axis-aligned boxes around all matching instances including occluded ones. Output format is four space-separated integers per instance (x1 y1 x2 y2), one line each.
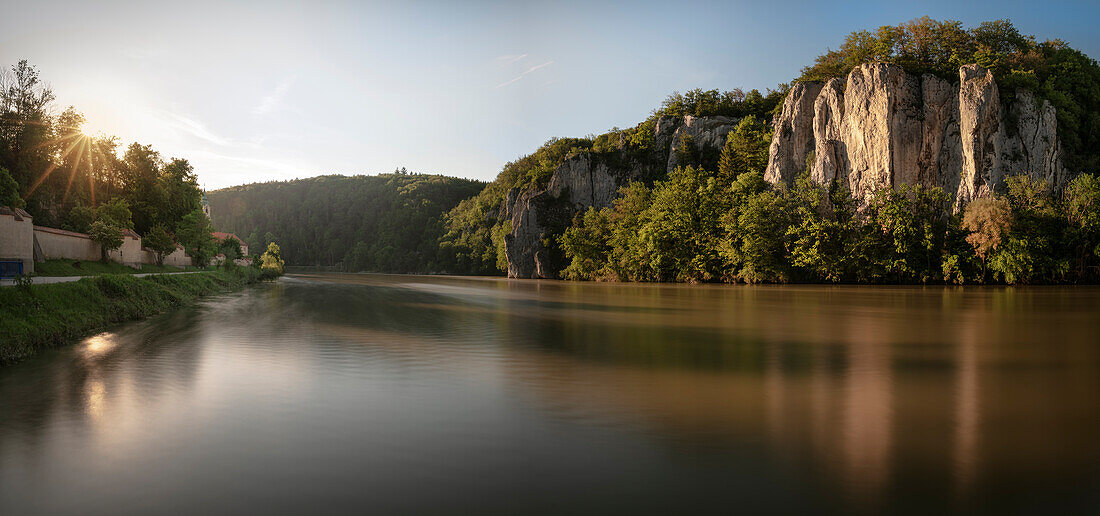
160 111 232 146
253 78 294 115
495 53 528 65
189 149 307 175
495 60 554 89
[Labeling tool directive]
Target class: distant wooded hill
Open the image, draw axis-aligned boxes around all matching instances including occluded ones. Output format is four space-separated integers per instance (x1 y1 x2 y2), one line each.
206 173 485 272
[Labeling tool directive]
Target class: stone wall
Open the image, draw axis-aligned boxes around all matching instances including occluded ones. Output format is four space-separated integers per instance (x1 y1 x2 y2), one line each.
34 226 101 263
0 207 198 274
142 245 193 267
163 246 192 267
106 230 143 267
0 207 35 274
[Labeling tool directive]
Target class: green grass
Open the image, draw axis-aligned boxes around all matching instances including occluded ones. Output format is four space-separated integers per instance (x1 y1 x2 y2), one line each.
33 259 200 277
0 267 265 365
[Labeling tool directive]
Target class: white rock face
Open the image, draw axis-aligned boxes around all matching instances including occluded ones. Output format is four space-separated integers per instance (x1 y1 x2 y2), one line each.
546 154 621 209
957 64 1002 205
764 82 823 185
765 62 1069 209
918 73 962 196
811 78 846 184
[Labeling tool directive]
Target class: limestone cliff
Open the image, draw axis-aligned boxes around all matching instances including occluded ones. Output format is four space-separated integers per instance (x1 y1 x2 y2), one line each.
505 115 737 278
764 63 1069 208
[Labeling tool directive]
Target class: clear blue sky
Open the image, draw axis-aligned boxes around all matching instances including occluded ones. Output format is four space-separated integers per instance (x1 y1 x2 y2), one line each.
1 0 1097 188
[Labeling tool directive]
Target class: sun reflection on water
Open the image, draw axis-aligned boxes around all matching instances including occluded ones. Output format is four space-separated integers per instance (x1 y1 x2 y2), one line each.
81 333 119 359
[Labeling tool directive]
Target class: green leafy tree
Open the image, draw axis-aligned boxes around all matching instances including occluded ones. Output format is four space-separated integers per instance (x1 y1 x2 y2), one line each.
560 208 614 281
785 178 863 283
640 166 730 282
95 197 133 228
717 171 770 278
717 115 771 182
988 175 1066 284
176 209 215 267
737 190 793 283
88 220 123 262
603 182 654 281
144 224 177 266
218 235 243 260
864 185 951 283
120 143 166 234
1064 173 1100 279
65 204 95 233
158 158 202 230
0 166 21 208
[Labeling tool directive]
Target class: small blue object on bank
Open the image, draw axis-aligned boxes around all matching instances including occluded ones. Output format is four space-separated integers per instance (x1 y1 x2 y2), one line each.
0 261 24 278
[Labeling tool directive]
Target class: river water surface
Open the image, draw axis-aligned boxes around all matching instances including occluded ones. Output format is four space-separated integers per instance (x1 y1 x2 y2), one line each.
1 274 1099 514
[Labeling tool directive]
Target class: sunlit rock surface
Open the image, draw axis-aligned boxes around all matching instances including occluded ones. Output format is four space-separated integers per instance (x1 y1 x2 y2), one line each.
765 63 1068 209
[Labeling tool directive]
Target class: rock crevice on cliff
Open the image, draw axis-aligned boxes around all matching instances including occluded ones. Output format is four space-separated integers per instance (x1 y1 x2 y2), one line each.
764 63 1068 208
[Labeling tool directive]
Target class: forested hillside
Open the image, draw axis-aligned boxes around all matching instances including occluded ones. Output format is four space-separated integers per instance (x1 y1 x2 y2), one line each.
206 173 485 272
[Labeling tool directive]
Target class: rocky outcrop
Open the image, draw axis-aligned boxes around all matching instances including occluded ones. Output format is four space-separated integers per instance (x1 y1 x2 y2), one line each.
506 114 738 278
506 188 572 279
810 79 846 184
765 62 1069 208
659 115 739 172
764 82 823 185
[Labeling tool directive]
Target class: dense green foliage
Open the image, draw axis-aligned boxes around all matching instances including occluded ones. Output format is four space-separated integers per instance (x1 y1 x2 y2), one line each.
0 60 209 254
799 17 1100 172
217 235 243 260
562 170 1100 285
206 173 485 272
144 225 177 265
176 209 216 267
88 220 123 261
654 87 788 120
0 268 262 364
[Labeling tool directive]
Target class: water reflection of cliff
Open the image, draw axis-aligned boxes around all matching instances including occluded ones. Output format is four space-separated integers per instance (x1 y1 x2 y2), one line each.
298 275 1100 510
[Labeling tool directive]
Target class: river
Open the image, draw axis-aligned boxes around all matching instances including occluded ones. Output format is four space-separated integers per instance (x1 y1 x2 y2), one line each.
1 274 1098 514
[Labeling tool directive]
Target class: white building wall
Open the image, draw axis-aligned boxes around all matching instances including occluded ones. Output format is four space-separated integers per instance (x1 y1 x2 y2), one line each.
0 209 35 274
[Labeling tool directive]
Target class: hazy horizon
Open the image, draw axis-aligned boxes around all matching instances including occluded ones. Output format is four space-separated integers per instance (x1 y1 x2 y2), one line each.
3 0 1098 189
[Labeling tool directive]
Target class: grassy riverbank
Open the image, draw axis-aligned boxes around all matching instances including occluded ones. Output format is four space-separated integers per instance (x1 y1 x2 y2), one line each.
33 259 201 277
0 267 264 365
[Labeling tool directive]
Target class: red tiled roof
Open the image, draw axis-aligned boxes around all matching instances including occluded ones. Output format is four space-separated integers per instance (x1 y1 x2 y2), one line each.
212 232 246 245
